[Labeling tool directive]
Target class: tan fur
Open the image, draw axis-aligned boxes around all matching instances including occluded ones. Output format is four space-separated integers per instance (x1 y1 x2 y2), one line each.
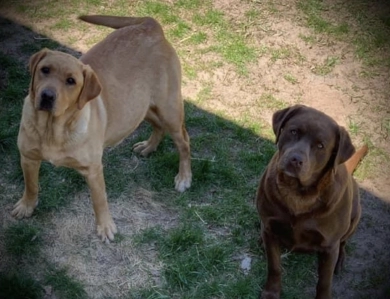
257 105 367 299
12 15 192 242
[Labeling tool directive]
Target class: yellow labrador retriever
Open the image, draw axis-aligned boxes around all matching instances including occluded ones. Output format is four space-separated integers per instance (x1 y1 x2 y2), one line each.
12 15 192 242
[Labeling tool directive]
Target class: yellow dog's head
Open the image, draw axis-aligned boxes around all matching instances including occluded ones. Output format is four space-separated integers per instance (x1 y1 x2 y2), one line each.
28 48 101 116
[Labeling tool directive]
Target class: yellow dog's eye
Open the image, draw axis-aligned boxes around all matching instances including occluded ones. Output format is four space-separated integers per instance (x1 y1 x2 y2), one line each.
66 77 76 85
290 129 297 135
41 67 50 74
317 143 324 149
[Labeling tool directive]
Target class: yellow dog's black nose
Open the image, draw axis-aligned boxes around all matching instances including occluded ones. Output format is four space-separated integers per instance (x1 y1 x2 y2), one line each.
39 89 56 111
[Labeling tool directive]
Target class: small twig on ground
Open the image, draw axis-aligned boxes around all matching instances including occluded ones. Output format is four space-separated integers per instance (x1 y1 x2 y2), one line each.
190 157 217 162
195 211 207 224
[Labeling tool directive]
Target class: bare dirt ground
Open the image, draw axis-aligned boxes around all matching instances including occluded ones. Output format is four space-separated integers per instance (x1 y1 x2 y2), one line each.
0 0 389 298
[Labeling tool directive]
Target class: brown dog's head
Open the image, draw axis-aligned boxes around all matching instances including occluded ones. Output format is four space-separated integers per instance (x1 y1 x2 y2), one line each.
272 105 355 186
28 48 101 116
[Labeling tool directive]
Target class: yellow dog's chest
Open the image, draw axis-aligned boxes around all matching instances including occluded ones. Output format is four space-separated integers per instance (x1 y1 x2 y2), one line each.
19 111 94 170
20 137 90 170
41 145 83 168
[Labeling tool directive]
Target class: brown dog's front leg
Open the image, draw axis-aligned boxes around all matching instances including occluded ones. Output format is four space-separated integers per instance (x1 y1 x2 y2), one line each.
12 155 41 218
316 245 338 299
261 231 282 299
83 164 117 243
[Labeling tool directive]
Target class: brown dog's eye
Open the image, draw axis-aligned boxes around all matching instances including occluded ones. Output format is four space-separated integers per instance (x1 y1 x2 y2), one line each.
41 67 50 74
317 143 324 149
290 129 297 135
66 77 76 85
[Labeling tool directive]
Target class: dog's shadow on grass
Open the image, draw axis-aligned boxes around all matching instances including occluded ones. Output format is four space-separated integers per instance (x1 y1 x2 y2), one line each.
0 16 389 299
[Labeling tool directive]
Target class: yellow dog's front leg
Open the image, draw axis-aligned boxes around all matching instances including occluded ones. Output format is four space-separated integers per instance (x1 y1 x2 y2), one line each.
83 163 117 243
12 155 41 219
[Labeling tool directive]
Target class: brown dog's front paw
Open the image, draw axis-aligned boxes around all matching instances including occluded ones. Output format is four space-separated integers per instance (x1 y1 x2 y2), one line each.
175 173 192 192
97 219 118 243
260 290 280 299
11 198 37 219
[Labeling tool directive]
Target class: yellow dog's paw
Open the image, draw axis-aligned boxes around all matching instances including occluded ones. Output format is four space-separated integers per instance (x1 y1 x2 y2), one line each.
11 199 37 219
132 140 157 156
97 219 118 243
175 173 192 192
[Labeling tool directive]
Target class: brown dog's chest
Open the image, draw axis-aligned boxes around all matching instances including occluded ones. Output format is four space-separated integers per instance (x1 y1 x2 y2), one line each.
267 216 329 252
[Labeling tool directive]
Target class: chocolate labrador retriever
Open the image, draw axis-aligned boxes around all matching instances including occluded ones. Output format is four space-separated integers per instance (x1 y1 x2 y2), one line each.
13 16 192 242
256 105 368 299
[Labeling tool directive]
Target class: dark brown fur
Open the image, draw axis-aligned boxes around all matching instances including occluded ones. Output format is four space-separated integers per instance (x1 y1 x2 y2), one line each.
257 105 368 299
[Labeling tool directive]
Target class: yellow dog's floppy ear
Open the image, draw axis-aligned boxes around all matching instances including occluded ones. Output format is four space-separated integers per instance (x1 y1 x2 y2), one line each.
78 65 101 110
29 48 49 101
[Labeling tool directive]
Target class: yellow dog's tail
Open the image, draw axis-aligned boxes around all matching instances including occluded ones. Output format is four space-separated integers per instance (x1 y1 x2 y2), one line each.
78 15 159 30
344 144 368 175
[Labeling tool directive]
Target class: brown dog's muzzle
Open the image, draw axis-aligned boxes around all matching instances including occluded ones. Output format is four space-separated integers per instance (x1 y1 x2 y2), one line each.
39 88 56 111
279 147 309 179
284 153 305 176
289 153 304 169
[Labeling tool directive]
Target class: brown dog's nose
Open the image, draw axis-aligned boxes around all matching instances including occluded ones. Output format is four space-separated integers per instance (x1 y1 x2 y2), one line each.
39 89 56 111
290 154 303 168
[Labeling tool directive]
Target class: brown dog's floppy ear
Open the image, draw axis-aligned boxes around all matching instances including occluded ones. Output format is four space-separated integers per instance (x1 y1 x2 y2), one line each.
29 48 49 101
334 126 355 166
78 65 101 110
272 105 305 144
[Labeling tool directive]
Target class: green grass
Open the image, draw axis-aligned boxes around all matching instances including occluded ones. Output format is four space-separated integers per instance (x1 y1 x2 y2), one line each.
256 93 289 110
0 272 44 299
298 0 390 67
348 118 361 136
175 0 203 10
44 268 88 298
216 37 257 74
299 33 317 45
1 221 88 298
52 18 73 31
4 223 41 258
0 266 87 299
270 47 291 62
0 55 28 155
195 84 213 104
297 0 349 36
312 56 339 76
135 0 258 74
188 31 207 45
135 223 251 297
193 9 225 27
284 73 298 84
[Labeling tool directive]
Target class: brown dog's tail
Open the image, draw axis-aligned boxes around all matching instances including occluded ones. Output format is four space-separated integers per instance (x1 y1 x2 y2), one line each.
78 15 158 30
344 144 368 175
